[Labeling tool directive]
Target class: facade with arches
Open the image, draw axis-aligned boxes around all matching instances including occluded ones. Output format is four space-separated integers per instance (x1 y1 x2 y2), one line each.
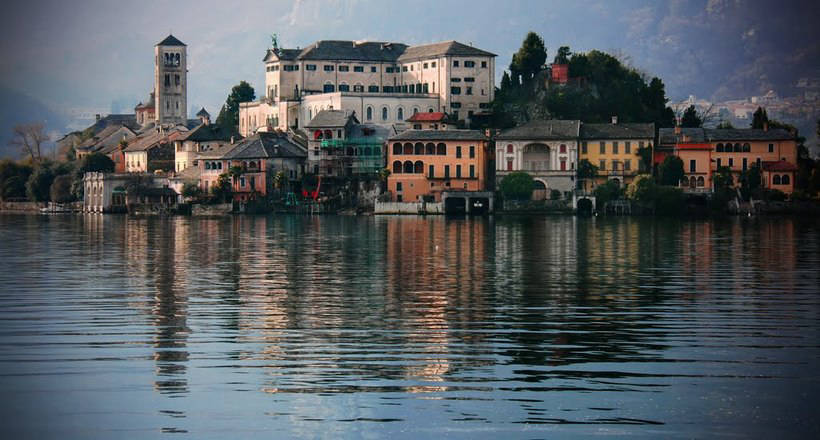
657 127 799 194
495 120 580 199
386 129 490 202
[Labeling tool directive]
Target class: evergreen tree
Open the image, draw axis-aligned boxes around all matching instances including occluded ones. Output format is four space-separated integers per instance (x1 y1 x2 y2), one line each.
751 107 769 129
510 32 547 82
554 46 571 64
500 71 512 92
658 156 684 186
216 81 256 133
680 105 703 128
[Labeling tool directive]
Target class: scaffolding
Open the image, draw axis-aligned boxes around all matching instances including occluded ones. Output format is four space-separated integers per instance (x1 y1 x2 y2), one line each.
320 137 384 174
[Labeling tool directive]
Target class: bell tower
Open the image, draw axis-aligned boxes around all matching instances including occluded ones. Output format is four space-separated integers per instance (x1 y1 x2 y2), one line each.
154 34 187 126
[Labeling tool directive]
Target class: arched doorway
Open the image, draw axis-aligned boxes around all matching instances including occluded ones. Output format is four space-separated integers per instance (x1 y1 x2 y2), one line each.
532 179 547 200
523 143 550 171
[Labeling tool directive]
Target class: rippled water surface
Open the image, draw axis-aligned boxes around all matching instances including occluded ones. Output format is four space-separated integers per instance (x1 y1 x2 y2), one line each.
1 214 819 438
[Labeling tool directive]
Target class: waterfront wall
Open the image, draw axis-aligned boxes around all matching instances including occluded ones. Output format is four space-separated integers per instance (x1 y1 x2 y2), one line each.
0 201 43 212
375 201 444 214
192 203 233 216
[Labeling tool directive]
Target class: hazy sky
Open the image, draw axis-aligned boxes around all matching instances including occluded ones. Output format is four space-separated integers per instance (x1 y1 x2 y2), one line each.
0 0 817 123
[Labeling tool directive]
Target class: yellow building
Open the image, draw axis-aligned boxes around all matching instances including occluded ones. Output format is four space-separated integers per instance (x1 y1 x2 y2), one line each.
578 119 655 189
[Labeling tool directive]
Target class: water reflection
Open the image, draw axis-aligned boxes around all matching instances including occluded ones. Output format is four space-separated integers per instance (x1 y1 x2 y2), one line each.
0 214 818 438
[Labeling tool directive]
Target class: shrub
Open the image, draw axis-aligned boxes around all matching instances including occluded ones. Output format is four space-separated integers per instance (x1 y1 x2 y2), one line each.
625 174 656 202
26 166 56 202
50 174 75 203
2 175 27 200
77 153 114 174
500 172 534 201
550 189 562 200
658 156 684 186
593 179 622 210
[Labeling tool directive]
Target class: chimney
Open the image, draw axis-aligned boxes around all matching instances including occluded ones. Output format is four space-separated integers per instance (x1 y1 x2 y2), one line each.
763 121 769 132
611 116 618 125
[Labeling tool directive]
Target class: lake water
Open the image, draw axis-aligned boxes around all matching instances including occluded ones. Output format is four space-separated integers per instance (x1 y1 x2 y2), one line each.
0 213 818 439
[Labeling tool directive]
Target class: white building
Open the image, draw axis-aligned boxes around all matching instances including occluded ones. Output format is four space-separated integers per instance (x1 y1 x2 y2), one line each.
239 39 496 136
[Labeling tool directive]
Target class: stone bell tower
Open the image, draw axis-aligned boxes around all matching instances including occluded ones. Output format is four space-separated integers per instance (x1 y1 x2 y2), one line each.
154 34 187 126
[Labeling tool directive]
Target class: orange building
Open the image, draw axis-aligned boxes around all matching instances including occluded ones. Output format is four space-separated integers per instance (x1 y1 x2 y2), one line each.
657 126 798 194
387 130 490 202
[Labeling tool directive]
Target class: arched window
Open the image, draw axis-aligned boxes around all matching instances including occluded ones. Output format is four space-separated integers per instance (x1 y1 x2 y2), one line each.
393 143 402 155
413 107 419 115
403 143 413 154
382 107 389 121
403 160 414 173
392 160 402 173
428 108 434 113
414 142 424 154
716 143 724 152
323 82 335 93
308 108 313 120
782 174 790 185
507 144 513 153
773 175 782 185
425 143 435 154
697 176 705 187
436 143 447 155
734 143 742 152
346 147 355 156
324 129 333 139
205 162 211 170
313 130 323 140
743 143 751 152
690 176 697 188
366 107 373 121
414 161 424 174
397 107 404 121
364 147 372 156
175 53 180 66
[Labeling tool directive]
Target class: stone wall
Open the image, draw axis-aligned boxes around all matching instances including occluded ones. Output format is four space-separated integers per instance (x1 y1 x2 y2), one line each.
0 201 43 212
374 201 444 215
192 203 233 216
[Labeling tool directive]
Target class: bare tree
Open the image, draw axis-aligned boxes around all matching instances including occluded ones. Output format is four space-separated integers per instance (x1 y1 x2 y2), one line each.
9 123 49 163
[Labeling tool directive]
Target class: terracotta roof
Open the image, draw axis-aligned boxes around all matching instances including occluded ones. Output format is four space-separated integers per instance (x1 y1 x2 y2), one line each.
496 119 580 141
157 34 185 46
389 129 486 141
762 160 798 172
406 112 446 122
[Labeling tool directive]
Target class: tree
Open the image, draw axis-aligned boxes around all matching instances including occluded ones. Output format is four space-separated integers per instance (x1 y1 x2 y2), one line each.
26 165 56 202
576 159 599 180
181 182 202 200
739 164 761 198
9 123 49 163
216 81 256 133
658 155 684 186
553 46 571 64
716 120 735 129
500 71 512 92
680 105 702 128
211 173 233 202
50 174 74 203
625 174 656 202
499 171 534 200
510 32 547 82
593 180 623 210
713 166 734 190
77 153 115 175
751 106 769 129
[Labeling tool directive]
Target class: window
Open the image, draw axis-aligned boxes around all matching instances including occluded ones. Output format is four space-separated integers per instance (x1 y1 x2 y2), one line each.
432 62 436 67
466 87 473 95
743 143 751 152
729 158 734 167
324 65 334 71
402 66 408 72
338 65 349 72
366 107 373 121
464 77 475 82
368 85 379 93
453 60 459 67
437 143 446 155
423 83 429 93
624 160 631 171
742 157 747 171
456 165 462 178
716 158 722 168
397 107 404 121
381 107 388 121
451 78 461 82
464 60 475 67
507 159 513 171
451 102 462 108
756 157 761 168
581 142 588 154
175 74 180 86
625 141 631 154
444 165 450 178
385 67 393 73
469 165 475 178
481 61 487 68
338 84 349 92
479 102 489 109
423 63 428 69
782 174 790 185
409 84 415 94
393 143 402 155
560 144 566 154
249 176 255 189
323 84 335 93
469 146 475 158
396 182 403 191
353 66 364 72
306 64 317 70
560 160 566 171
639 141 645 149
768 143 774 153
773 175 781 185
456 146 462 158
451 87 461 95
599 142 606 154
507 144 513 153
371 66 377 72
429 164 434 177
164 74 170 87
240 176 246 187
697 176 705 187
353 84 364 92
690 159 696 173
613 141 619 154
599 160 606 170
284 65 298 71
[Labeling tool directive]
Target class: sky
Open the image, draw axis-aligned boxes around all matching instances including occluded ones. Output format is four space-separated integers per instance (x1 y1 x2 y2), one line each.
0 0 817 148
